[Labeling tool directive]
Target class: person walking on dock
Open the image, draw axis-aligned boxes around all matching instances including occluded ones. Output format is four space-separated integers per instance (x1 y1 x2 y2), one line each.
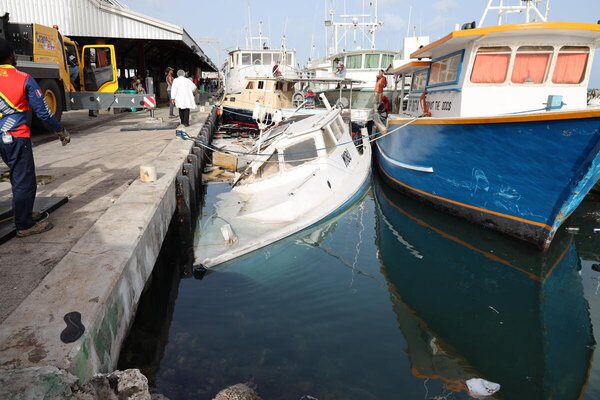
166 67 176 118
171 69 197 127
0 38 70 237
374 70 387 109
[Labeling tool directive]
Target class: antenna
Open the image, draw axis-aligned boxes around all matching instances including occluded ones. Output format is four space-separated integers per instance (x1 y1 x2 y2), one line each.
324 0 383 56
480 0 550 27
406 6 412 37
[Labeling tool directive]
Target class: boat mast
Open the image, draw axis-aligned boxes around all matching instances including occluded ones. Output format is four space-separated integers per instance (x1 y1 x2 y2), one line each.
324 0 383 57
479 0 550 26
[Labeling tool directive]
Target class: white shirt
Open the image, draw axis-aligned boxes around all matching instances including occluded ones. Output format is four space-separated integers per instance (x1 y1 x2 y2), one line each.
171 76 197 110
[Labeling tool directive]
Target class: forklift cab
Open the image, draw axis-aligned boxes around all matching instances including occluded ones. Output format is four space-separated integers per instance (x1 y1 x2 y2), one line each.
80 45 118 92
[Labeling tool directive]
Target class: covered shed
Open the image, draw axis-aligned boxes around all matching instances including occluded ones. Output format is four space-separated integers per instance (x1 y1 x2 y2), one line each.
2 0 216 97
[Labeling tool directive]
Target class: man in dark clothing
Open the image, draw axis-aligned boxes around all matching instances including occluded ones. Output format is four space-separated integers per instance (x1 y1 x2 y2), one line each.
377 96 391 120
0 38 70 237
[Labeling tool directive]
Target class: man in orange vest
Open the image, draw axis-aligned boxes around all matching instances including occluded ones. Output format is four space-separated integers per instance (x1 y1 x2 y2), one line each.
0 38 70 237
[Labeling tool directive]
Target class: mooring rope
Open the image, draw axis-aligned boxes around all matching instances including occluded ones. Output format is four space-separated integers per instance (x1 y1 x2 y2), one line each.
178 114 420 162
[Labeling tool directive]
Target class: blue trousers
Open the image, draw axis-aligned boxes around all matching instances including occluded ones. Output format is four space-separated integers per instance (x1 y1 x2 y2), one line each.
0 136 37 230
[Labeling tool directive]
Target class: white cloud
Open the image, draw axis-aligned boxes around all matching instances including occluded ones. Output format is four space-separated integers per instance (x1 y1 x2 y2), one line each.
433 0 459 14
382 13 406 32
378 0 408 9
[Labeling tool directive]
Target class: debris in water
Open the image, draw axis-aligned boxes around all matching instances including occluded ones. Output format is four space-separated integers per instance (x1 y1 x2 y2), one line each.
566 227 580 234
221 223 237 244
466 378 501 398
488 306 500 314
592 264 600 272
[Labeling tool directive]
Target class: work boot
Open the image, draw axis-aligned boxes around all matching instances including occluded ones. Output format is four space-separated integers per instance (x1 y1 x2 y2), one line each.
16 220 54 237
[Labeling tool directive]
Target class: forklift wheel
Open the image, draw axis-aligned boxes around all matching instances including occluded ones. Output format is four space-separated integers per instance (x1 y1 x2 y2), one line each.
32 79 63 133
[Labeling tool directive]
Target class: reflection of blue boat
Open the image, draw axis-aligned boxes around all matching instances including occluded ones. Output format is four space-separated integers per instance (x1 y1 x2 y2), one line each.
374 180 594 399
376 16 600 249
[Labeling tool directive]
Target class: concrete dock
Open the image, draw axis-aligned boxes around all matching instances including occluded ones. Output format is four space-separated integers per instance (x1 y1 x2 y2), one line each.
0 103 212 396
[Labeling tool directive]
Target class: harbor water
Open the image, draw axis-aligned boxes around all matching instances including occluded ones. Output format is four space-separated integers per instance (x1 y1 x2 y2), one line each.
119 175 600 400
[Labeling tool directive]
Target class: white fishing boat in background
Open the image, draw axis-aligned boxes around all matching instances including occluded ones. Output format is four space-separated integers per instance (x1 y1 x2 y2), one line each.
195 98 372 267
221 76 373 128
223 22 298 95
303 1 429 110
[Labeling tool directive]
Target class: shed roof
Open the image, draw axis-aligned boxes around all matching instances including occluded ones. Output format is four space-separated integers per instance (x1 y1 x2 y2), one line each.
3 0 216 70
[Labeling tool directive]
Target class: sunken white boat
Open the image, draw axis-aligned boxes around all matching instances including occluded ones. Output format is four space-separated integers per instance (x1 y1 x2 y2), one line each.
194 105 372 267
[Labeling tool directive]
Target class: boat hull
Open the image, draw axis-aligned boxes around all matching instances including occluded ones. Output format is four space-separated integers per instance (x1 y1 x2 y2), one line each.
375 110 600 249
374 180 594 399
222 106 272 128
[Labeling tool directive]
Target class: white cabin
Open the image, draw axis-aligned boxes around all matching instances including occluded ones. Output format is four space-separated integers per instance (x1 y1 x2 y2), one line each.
392 22 600 118
224 48 298 95
305 49 397 90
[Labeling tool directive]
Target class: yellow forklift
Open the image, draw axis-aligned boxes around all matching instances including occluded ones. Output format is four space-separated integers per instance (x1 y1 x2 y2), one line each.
0 13 153 127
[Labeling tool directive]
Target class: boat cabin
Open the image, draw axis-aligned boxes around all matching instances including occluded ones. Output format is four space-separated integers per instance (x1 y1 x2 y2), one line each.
239 110 352 185
228 49 296 69
222 77 295 111
331 50 396 71
392 22 600 118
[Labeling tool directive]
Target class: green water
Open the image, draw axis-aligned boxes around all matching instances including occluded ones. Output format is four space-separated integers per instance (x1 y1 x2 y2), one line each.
119 176 600 400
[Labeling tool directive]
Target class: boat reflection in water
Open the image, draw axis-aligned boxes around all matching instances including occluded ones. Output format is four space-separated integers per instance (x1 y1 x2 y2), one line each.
374 179 595 400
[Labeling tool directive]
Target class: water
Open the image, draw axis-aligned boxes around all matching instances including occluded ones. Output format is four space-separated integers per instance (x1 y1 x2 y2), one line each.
119 175 600 400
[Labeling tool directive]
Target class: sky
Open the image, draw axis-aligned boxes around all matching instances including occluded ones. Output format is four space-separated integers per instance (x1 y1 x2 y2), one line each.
122 0 600 87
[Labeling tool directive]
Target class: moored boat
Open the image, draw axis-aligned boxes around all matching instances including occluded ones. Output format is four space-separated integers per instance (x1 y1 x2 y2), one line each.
375 1 600 249
374 179 594 399
194 104 372 267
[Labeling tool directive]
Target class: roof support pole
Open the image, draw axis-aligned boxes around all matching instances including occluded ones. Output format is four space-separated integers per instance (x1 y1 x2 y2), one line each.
137 41 147 78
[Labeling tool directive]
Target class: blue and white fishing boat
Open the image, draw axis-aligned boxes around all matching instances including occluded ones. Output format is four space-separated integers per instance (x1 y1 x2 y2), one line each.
375 0 600 249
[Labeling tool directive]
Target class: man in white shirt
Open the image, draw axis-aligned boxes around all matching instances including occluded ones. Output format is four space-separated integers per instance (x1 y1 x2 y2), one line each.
171 69 198 127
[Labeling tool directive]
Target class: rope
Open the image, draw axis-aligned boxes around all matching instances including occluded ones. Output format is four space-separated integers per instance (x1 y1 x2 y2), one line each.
179 115 420 159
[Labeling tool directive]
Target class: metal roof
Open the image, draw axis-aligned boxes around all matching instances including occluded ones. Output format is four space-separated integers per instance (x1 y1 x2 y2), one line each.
2 0 216 70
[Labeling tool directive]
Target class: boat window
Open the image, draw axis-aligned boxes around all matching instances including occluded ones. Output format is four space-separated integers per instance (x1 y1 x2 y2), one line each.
511 46 553 84
258 81 265 90
328 119 345 141
322 126 337 153
346 54 362 69
275 81 284 90
285 52 294 65
283 139 318 168
335 118 347 140
257 151 280 179
428 52 462 86
411 70 428 91
381 54 394 69
365 54 380 69
552 46 589 84
245 81 255 90
470 46 511 84
241 53 251 65
252 53 262 65
263 53 273 65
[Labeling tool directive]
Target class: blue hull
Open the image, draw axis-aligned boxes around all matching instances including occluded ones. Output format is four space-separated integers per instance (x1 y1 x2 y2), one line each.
374 181 594 399
375 112 600 249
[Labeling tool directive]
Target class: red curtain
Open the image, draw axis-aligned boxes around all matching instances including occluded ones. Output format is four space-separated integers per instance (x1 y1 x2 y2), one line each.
511 54 550 84
470 54 510 83
552 53 588 84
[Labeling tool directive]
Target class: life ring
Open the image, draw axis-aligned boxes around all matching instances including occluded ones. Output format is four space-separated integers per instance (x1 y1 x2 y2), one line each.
420 91 432 117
